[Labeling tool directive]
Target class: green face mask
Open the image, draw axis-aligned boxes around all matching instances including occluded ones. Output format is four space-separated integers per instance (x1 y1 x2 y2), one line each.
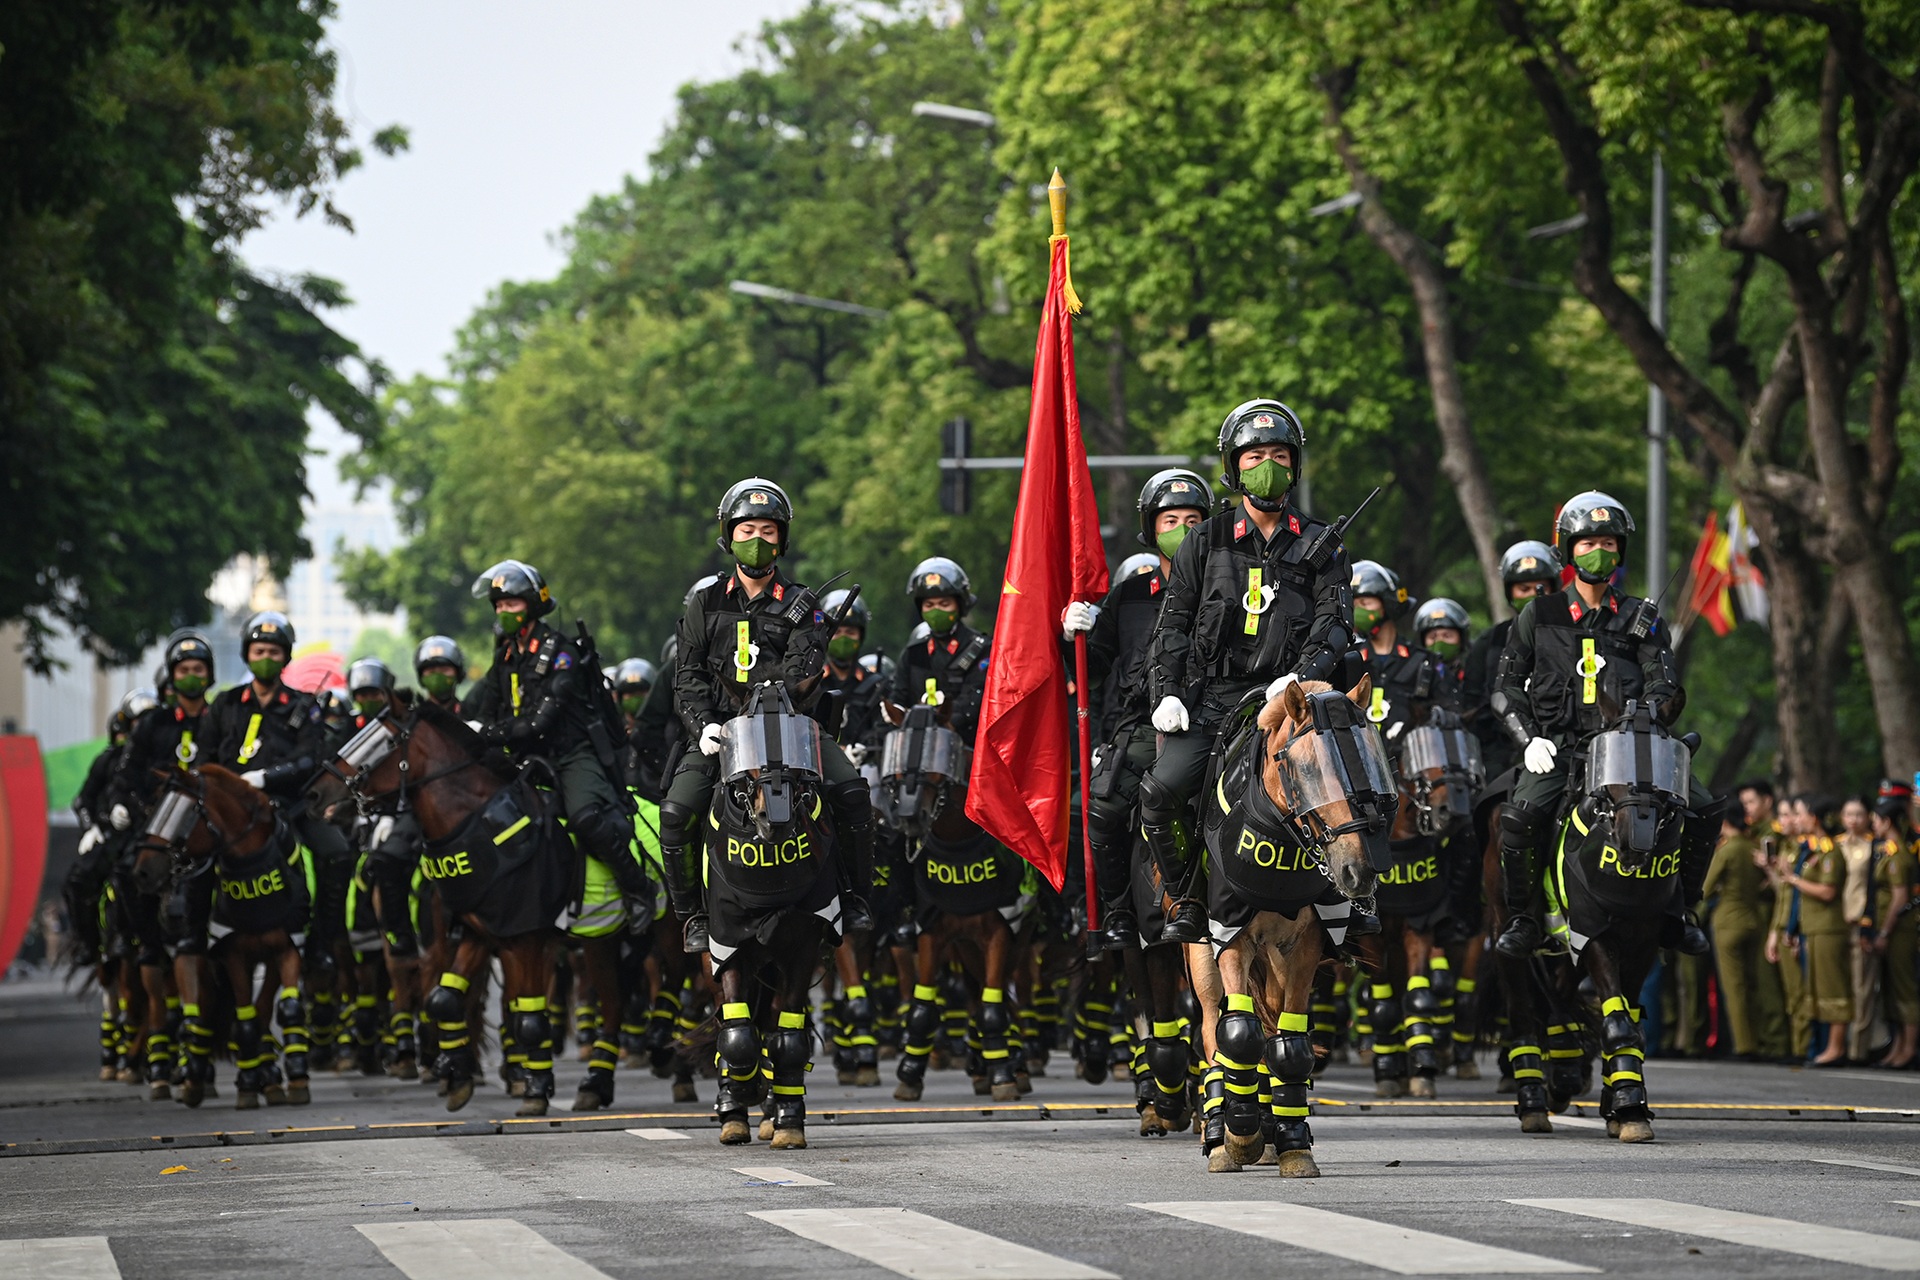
1155 525 1192 560
619 692 648 717
248 656 285 684
355 696 385 718
1239 459 1293 500
496 609 527 636
1353 604 1383 635
172 673 209 700
1427 638 1461 661
422 671 458 700
827 633 861 661
922 607 957 635
1573 547 1621 580
731 537 778 570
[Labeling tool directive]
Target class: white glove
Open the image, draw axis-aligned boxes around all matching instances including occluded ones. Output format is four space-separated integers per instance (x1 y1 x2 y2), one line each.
699 723 726 757
845 742 871 767
1061 601 1100 637
1387 720 1405 741
1264 673 1300 703
240 769 267 789
1152 696 1190 734
465 720 484 733
1524 737 1558 775
109 804 131 831
79 826 104 855
371 816 395 848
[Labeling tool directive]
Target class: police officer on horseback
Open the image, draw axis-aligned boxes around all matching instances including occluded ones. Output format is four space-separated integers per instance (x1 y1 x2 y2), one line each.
1067 467 1214 950
415 635 467 713
613 657 670 802
1492 492 1717 959
821 588 887 761
465 559 655 927
1142 400 1352 943
1350 561 1460 740
661 479 876 953
66 689 160 968
889 557 992 743
1463 541 1561 779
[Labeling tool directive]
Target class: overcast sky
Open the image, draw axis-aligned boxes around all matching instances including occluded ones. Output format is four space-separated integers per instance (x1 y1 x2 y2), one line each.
246 0 807 413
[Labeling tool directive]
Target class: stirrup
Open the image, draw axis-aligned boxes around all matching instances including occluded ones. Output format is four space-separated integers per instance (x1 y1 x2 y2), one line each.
1161 899 1206 945
682 914 710 955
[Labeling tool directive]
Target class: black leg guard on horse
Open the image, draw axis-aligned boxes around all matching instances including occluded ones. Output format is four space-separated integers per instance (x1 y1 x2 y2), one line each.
1215 998 1267 1146
424 972 474 1089
1145 1022 1193 1129
845 983 878 1076
1200 1062 1228 1156
1494 802 1548 958
511 997 555 1101
1369 985 1408 1085
657 800 708 953
768 1013 810 1133
1263 1021 1315 1152
1138 772 1204 944
1598 995 1647 1117
1546 1019 1584 1100
978 988 1016 1092
828 779 875 933
715 1002 763 1122
233 1004 272 1102
577 1034 619 1110
275 986 310 1081
1403 975 1440 1076
896 985 940 1089
1507 1041 1549 1120
1451 978 1480 1068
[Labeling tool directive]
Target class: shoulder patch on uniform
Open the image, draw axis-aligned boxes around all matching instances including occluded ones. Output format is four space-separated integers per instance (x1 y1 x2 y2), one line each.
814 610 826 624
553 652 573 669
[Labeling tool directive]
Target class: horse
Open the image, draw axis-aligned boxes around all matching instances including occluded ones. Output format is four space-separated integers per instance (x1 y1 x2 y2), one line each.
879 703 1033 1104
1357 706 1482 1099
1199 675 1395 1177
1500 700 1698 1143
702 682 845 1149
134 766 313 1110
310 699 578 1116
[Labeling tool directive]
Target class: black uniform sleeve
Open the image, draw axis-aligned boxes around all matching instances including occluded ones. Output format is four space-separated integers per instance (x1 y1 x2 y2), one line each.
1493 600 1541 746
75 749 116 826
463 657 503 724
781 606 827 710
516 653 581 742
1080 581 1124 690
108 713 162 809
889 645 915 710
259 698 324 795
674 594 719 739
1294 540 1352 682
1148 529 1207 703
205 692 238 768
1637 612 1682 720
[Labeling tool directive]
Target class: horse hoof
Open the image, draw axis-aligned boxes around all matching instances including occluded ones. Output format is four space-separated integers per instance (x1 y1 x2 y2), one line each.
1407 1076 1438 1099
1206 1147 1244 1173
507 1078 527 1098
837 1069 858 1085
288 1081 310 1105
1277 1150 1321 1179
1256 1146 1279 1166
991 1082 1020 1102
1374 1079 1406 1099
894 1081 923 1102
1454 1060 1481 1080
1015 1072 1033 1096
516 1096 549 1118
389 1057 418 1081
181 1081 204 1109
1495 1076 1517 1094
757 1117 775 1143
971 1076 992 1096
1112 1062 1132 1082
572 1090 607 1113
116 1067 140 1084
1139 1106 1170 1137
673 1082 698 1104
855 1067 880 1087
1616 1118 1654 1143
1519 1111 1553 1134
235 1091 261 1111
436 1077 452 1098
148 1082 171 1102
720 1119 752 1145
577 1044 594 1062
445 1080 475 1112
879 1044 899 1062
770 1128 807 1150
100 1066 119 1082
263 1084 288 1106
1224 1132 1265 1167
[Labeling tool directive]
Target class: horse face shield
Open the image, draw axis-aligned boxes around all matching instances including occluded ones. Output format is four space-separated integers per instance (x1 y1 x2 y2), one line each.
1400 715 1483 836
145 790 197 847
1274 692 1397 869
1587 708 1691 861
721 689 824 829
878 705 969 839
337 714 399 776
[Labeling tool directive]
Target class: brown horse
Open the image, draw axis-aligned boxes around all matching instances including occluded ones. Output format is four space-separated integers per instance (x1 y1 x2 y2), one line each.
310 700 576 1116
135 766 312 1109
1203 676 1393 1177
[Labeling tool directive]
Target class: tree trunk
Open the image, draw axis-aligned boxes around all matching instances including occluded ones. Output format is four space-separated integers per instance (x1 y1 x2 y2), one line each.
1761 539 1842 795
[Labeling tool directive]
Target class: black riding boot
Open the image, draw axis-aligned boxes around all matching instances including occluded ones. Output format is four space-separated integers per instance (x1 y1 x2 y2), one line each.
1141 821 1205 944
1660 806 1717 956
831 788 876 934
659 836 708 954
1091 827 1137 952
1493 845 1542 959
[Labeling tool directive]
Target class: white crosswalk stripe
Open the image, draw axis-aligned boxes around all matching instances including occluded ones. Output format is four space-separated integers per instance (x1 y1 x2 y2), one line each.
1136 1202 1597 1275
0 1237 121 1280
1512 1198 1920 1272
624 1127 691 1140
1813 1158 1920 1177
736 1166 832 1186
355 1219 613 1280
751 1207 1116 1279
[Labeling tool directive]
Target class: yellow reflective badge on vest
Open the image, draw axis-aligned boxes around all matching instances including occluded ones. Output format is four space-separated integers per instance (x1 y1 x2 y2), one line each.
175 730 195 770
1243 568 1272 633
923 676 943 707
238 713 264 764
1578 637 1604 705
733 619 755 683
510 671 522 714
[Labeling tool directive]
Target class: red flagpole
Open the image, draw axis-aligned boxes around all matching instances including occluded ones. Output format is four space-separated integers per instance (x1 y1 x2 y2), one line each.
1075 631 1098 947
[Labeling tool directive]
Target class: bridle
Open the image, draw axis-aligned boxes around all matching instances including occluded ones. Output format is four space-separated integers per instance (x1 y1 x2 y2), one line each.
1268 691 1396 851
324 707 489 822
142 769 278 881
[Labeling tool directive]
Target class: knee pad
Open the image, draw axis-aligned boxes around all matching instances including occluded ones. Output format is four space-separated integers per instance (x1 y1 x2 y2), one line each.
658 801 699 847
717 1015 761 1073
1137 772 1180 829
978 998 1011 1038
904 994 941 1040
572 802 632 864
1500 802 1547 849
767 1024 810 1072
1215 1007 1263 1071
422 983 466 1025
1263 1030 1313 1081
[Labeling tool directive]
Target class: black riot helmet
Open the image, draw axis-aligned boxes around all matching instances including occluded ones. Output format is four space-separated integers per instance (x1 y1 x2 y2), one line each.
1117 552 1160 580
715 477 793 555
858 652 896 683
907 557 974 613
1349 560 1410 617
684 572 720 612
1136 468 1215 545
110 687 161 740
1499 539 1563 591
163 629 216 681
472 559 555 618
1217 399 1306 508
1557 491 1635 585
1412 598 1471 648
413 634 467 677
347 657 397 696
822 588 871 633
613 657 659 694
242 610 296 658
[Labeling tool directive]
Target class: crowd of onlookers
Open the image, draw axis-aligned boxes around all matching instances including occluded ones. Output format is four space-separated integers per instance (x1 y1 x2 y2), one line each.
1656 778 1920 1068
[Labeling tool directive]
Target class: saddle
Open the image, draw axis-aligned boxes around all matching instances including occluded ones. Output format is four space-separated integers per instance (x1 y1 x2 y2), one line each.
420 774 572 936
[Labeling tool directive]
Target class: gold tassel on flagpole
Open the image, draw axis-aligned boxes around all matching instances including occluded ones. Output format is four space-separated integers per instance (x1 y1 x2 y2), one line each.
1047 168 1083 315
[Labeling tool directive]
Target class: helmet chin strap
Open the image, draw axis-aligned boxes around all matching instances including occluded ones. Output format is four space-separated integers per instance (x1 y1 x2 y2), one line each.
1243 488 1288 513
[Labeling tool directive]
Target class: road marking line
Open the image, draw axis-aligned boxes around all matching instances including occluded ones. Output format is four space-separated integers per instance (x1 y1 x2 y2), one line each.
1305 1079 1373 1093
356 1218 612 1280
752 1207 1115 1279
736 1165 831 1186
1548 1115 1609 1130
1512 1198 1920 1272
1898 1202 1920 1209
624 1128 691 1141
1813 1158 1920 1177
1137 1202 1596 1274
0 1237 121 1280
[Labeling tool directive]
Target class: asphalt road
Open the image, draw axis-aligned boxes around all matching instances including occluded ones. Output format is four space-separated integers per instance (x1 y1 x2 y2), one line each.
4 972 1920 1278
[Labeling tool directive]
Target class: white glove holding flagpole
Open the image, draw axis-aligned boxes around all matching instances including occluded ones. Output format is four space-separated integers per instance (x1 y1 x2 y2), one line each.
1061 601 1099 638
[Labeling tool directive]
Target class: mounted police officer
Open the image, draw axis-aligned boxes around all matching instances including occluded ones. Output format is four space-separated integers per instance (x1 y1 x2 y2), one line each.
66 689 160 968
1491 493 1716 959
888 557 992 744
1463 541 1561 779
465 560 655 927
662 480 876 953
613 657 670 803
346 657 398 724
1142 401 1352 943
821 588 887 762
415 635 467 714
1066 467 1214 950
1350 561 1459 741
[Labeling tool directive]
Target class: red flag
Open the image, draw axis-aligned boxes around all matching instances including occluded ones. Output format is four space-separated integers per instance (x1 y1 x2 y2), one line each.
966 232 1109 891
1685 510 1735 637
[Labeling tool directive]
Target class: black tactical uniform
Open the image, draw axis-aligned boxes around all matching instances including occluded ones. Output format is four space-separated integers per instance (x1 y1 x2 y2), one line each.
65 691 156 966
1492 494 1716 957
820 588 887 754
1143 401 1351 941
1461 541 1560 780
659 480 873 953
613 657 669 803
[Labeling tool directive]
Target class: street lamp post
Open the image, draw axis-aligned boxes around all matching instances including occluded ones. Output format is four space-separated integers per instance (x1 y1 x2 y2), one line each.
1646 154 1670 593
